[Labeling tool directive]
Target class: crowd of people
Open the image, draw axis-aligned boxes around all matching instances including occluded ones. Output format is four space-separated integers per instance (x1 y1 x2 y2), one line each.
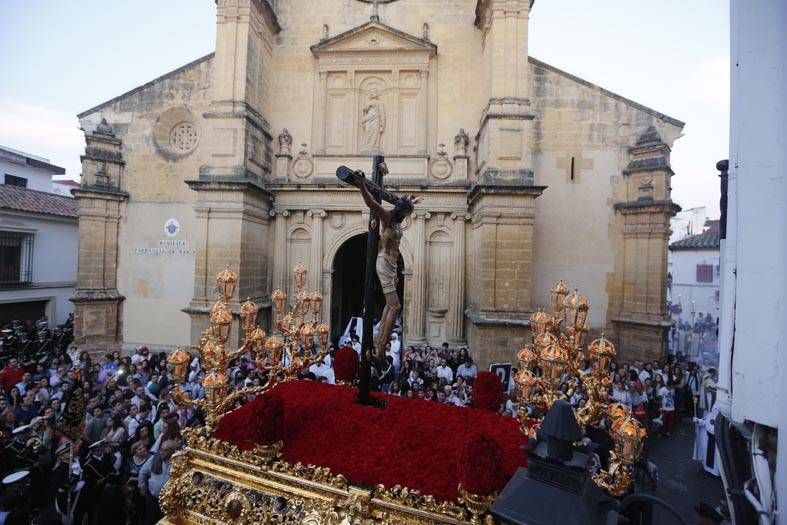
0 314 725 524
0 344 189 524
670 313 720 368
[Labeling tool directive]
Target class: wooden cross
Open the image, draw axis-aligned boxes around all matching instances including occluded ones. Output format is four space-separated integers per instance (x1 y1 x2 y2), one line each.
556 152 593 182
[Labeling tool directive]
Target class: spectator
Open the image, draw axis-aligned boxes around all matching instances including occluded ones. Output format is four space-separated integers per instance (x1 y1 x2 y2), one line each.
139 439 177 524
456 357 478 381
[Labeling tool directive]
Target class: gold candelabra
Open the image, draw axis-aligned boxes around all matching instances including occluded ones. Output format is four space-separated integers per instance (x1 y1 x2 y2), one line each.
167 264 330 432
513 280 647 497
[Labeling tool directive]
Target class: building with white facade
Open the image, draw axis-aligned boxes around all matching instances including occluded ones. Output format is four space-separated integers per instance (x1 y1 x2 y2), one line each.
668 223 720 325
0 146 78 325
669 206 708 245
716 2 786 524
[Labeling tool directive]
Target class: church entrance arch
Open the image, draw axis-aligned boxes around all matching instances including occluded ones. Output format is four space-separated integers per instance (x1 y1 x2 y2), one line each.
329 233 404 345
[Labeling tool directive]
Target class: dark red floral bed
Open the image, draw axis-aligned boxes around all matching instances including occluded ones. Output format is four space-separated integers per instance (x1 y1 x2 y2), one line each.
214 380 527 502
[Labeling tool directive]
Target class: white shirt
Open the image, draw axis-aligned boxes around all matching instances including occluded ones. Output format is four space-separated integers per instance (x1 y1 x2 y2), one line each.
352 341 362 357
457 363 478 379
309 362 335 384
436 365 453 383
658 386 676 411
138 455 172 497
386 348 400 370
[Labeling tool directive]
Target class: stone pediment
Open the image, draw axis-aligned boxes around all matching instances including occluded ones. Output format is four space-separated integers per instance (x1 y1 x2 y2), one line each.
311 21 436 56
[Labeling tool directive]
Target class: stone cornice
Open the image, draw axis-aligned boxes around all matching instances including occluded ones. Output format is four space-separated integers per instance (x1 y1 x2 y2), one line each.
70 289 125 303
203 101 272 136
465 308 531 327
613 200 681 215
623 157 674 176
185 177 274 200
468 178 546 206
71 187 129 200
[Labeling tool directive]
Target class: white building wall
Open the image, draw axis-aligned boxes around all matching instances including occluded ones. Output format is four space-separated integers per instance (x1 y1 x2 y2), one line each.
0 211 78 324
669 249 720 324
0 157 59 193
721 1 786 522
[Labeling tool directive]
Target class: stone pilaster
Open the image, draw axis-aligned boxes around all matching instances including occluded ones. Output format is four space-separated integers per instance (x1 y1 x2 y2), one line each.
610 126 679 362
270 209 289 291
406 211 429 345
447 213 468 344
308 209 326 303
70 119 128 356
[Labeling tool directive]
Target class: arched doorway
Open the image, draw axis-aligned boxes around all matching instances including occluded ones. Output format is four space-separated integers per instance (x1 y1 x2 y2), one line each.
330 233 404 344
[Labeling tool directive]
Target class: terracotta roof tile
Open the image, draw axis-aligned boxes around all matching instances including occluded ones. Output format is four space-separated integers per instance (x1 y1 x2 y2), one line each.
0 184 78 218
670 230 720 250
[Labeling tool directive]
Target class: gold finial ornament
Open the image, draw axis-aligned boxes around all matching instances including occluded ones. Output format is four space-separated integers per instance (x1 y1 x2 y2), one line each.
550 280 570 315
216 266 238 302
588 333 616 371
240 297 258 335
167 346 191 383
271 289 287 320
293 262 308 289
529 309 551 337
209 300 233 342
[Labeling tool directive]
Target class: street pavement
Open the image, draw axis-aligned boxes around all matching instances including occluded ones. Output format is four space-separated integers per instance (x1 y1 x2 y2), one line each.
638 415 725 524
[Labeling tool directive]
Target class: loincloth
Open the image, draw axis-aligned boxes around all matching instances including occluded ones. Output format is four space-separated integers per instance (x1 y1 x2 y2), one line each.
376 252 398 294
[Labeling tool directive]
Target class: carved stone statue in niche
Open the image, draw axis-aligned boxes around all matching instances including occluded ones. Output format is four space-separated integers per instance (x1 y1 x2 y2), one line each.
278 128 293 155
454 128 470 156
361 90 385 151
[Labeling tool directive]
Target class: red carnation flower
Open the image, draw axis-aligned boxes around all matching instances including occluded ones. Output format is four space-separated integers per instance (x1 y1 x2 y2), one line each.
472 371 504 411
333 347 359 383
255 394 284 445
458 434 504 496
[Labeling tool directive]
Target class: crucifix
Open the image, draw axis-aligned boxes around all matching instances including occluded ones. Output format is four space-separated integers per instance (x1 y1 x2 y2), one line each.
336 157 418 405
337 157 390 404
371 0 380 22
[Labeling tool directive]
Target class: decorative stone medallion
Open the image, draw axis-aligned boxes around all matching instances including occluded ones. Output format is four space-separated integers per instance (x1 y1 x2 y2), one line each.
292 143 314 179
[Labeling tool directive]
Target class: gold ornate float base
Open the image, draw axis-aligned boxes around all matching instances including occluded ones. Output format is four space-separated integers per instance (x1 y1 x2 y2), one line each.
159 429 485 524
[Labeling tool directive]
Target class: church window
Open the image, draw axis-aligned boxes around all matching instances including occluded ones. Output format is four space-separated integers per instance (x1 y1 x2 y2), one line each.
169 122 199 153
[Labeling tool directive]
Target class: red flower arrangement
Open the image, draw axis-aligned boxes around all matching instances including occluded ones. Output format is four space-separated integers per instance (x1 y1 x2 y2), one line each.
216 381 527 502
458 434 504 496
332 347 359 383
214 394 284 449
472 371 504 411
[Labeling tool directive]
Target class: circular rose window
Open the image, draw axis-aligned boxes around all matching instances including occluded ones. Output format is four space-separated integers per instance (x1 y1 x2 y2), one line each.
153 106 201 160
169 122 199 153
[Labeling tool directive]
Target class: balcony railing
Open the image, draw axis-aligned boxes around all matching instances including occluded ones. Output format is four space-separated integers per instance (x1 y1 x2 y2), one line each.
0 231 34 286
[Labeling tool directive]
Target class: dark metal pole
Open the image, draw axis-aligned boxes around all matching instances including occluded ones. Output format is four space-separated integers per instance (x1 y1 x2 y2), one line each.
717 159 729 240
358 155 385 405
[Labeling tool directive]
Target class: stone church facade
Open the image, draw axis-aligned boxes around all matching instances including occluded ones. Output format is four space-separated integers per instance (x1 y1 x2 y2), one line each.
73 0 683 366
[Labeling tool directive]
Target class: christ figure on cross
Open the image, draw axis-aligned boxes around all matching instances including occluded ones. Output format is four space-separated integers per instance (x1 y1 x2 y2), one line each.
356 173 419 359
